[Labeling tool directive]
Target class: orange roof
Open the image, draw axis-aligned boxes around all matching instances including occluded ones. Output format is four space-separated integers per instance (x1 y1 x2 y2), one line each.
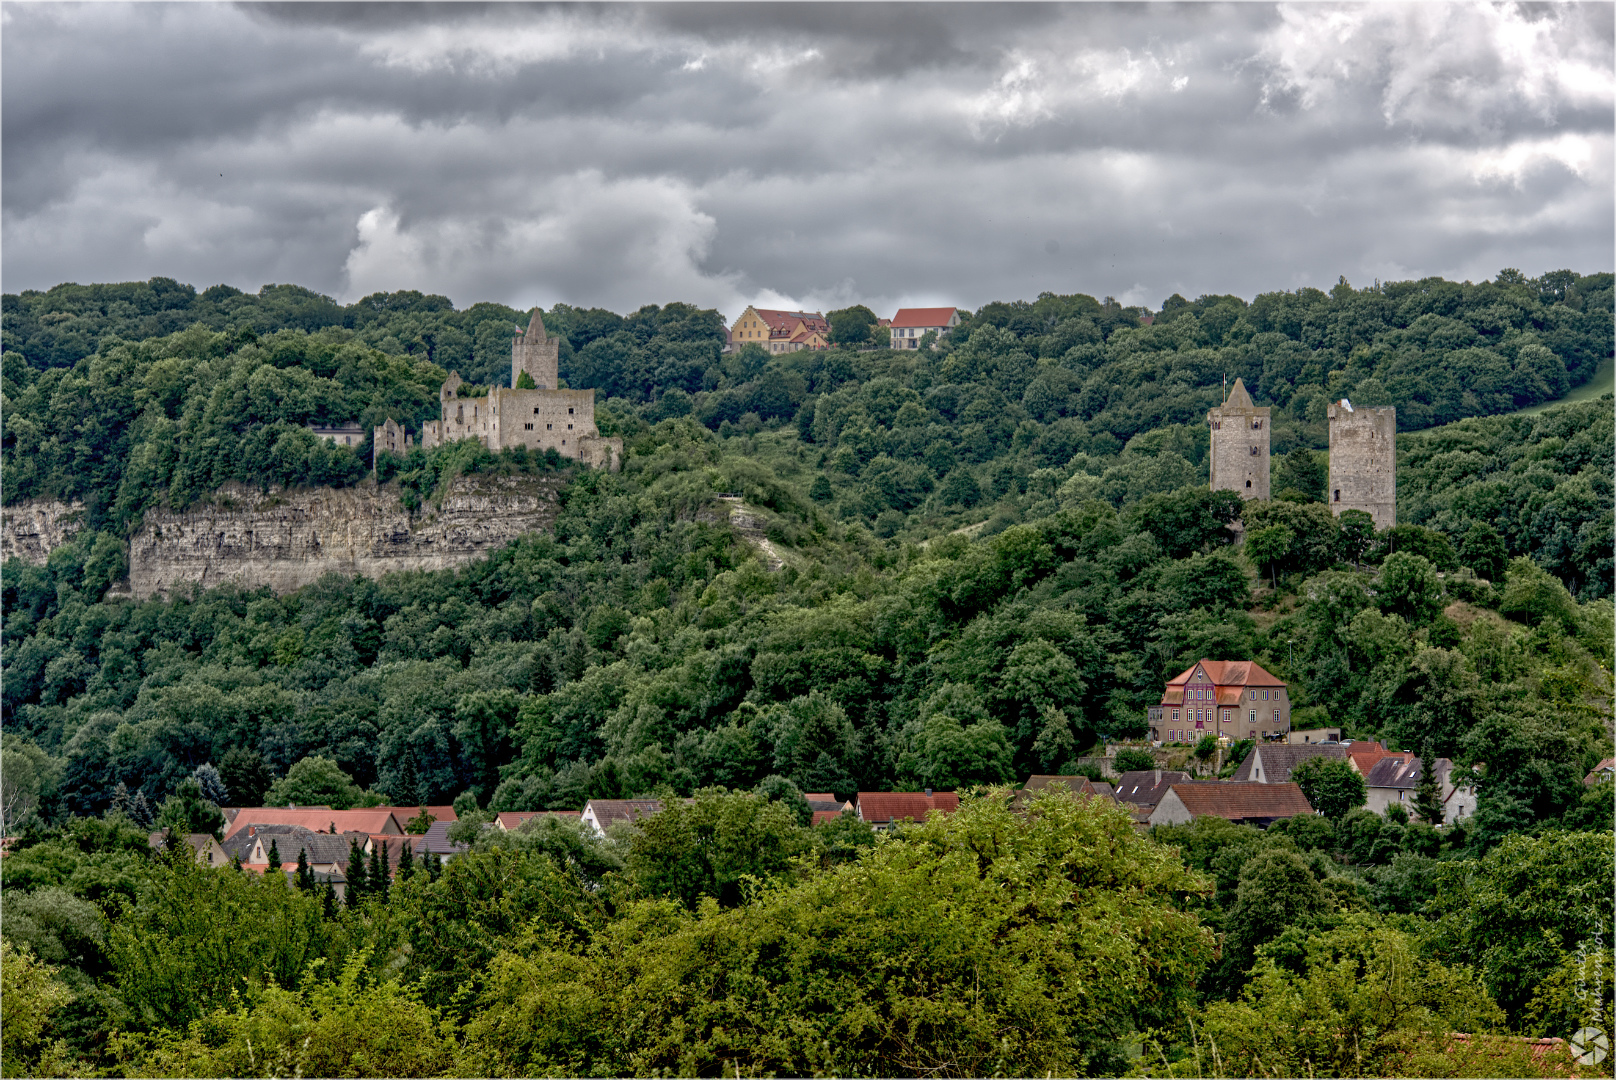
1161 781 1314 822
1164 659 1286 688
811 809 848 826
889 307 958 328
1346 741 1397 776
496 810 581 830
225 808 404 839
856 791 959 826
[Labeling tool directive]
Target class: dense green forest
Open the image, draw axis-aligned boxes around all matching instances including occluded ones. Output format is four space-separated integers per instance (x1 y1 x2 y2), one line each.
2 269 1612 1076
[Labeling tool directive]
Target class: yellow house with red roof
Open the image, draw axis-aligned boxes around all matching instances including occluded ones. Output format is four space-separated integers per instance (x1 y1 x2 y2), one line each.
730 306 831 353
1148 658 1292 744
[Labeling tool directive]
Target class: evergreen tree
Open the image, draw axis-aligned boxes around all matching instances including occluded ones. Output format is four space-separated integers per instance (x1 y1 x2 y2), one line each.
377 842 391 902
321 882 337 919
295 846 313 890
1414 744 1446 826
368 843 385 904
397 836 416 880
346 838 368 906
266 838 282 871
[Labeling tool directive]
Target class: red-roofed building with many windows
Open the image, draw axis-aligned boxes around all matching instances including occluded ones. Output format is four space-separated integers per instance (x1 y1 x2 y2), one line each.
1148 658 1292 744
729 307 832 354
887 307 960 349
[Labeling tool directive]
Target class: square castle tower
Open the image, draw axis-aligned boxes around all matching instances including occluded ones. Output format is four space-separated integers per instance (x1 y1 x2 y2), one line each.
410 309 622 471
1327 399 1395 530
1208 378 1270 500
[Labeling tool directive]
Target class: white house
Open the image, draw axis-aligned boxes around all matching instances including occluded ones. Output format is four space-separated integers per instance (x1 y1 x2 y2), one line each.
887 308 960 349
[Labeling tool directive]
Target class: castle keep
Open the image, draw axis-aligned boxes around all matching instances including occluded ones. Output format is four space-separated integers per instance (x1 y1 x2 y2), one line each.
1207 377 1270 500
1327 399 1395 530
406 310 622 472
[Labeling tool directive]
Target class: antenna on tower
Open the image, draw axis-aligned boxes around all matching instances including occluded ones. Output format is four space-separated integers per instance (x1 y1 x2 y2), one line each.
1222 373 1226 404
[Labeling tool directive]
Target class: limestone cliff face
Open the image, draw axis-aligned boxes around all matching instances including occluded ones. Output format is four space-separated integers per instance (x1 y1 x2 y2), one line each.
2 499 87 565
125 475 563 599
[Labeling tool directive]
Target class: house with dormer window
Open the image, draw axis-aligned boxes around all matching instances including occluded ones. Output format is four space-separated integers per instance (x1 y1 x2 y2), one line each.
1147 659 1291 744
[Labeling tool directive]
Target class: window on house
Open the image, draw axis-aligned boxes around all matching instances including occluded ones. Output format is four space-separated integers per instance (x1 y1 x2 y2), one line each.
567 424 573 430
1250 710 1256 723
524 423 533 430
546 424 552 430
1273 709 1280 723
568 408 574 414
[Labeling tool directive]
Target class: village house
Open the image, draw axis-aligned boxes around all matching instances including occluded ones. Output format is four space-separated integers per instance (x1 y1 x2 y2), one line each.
887 307 960 349
1018 775 1117 804
804 793 855 825
1585 758 1615 785
221 825 359 872
148 831 231 867
855 790 959 830
1148 782 1315 829
222 807 406 841
1363 755 1477 825
413 820 470 864
1230 743 1350 784
729 307 832 354
1149 659 1292 744
580 798 665 836
495 810 582 831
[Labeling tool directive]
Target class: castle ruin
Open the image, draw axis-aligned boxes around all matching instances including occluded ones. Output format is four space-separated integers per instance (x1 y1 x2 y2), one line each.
1327 399 1395 530
399 309 622 472
1207 377 1270 500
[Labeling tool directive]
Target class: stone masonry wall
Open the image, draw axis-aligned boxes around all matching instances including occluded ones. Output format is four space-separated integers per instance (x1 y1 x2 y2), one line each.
1327 402 1396 530
1207 381 1271 500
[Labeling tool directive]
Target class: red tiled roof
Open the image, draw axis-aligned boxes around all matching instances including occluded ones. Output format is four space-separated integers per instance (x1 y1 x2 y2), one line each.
1164 659 1286 689
750 308 829 335
1346 741 1397 776
1163 781 1314 821
496 810 581 830
1584 758 1615 785
225 808 404 839
811 809 848 826
857 791 959 826
889 307 958 329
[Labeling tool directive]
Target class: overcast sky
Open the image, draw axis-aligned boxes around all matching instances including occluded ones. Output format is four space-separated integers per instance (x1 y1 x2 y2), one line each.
3 2 1611 320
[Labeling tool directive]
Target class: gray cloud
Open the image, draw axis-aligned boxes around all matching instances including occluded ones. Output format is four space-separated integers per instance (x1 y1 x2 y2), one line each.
3 2 1610 318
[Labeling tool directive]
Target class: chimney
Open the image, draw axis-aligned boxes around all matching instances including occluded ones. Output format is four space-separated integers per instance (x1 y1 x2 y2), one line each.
1154 769 1161 786
925 787 932 798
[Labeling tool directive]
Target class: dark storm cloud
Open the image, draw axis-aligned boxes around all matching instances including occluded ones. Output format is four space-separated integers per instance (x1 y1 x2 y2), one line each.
3 2 1610 316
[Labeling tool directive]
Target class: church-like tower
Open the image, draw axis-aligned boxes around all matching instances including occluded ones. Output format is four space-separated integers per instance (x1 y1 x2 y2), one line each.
511 309 559 390
1208 377 1270 500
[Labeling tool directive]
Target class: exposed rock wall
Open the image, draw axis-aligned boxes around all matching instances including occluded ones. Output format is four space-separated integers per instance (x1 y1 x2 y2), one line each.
2 499 87 565
116 476 564 599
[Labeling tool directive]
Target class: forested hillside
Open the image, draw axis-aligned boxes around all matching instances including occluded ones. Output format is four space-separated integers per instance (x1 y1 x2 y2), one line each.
2 270 1611 1077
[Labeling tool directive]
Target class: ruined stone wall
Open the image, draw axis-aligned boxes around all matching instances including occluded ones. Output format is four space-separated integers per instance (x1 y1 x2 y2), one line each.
1207 381 1271 500
121 474 564 598
1327 402 1396 530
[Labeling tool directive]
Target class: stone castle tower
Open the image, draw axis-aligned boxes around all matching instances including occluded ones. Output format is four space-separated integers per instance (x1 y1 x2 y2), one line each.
511 308 560 390
1208 377 1270 500
1327 399 1395 530
414 308 621 472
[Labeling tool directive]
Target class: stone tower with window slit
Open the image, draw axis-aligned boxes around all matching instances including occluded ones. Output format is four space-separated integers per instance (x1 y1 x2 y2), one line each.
1208 377 1270 500
1327 398 1396 530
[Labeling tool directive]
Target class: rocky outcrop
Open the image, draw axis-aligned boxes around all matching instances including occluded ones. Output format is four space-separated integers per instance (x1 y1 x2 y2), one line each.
2 499 87 565
126 475 565 599
698 496 787 571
